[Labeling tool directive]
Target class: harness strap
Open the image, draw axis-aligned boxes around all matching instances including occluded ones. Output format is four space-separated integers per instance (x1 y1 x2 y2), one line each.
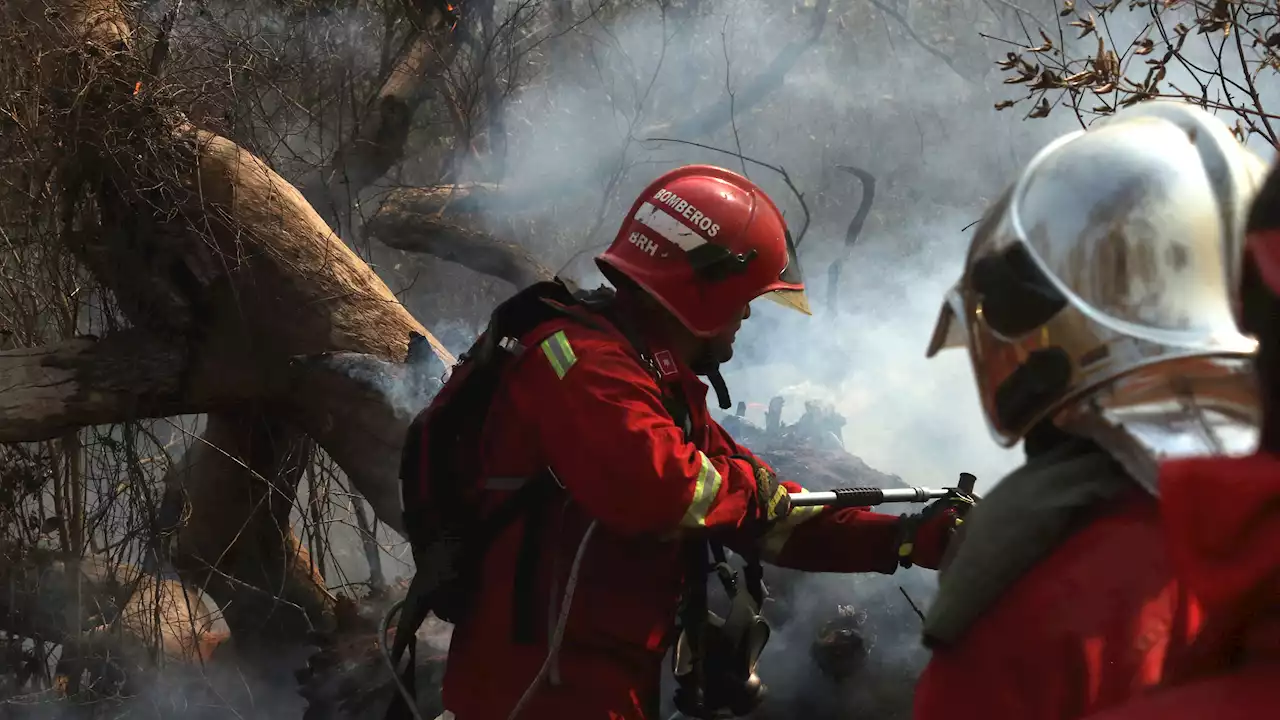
675 540 711 715
392 471 558 660
511 474 561 645
385 639 418 720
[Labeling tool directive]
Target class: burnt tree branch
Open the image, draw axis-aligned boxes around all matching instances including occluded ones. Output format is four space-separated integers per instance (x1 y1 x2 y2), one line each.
827 166 876 314
301 6 464 221
366 186 555 288
0 543 228 677
643 0 832 141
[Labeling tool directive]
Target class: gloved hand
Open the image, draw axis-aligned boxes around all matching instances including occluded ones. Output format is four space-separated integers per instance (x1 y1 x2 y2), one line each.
754 463 791 525
895 489 977 570
733 454 791 533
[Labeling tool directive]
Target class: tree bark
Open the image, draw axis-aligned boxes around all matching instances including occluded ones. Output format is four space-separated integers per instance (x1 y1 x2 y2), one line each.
367 186 554 289
0 331 243 443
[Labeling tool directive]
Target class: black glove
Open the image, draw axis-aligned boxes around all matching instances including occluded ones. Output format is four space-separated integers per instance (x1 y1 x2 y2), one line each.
896 489 977 570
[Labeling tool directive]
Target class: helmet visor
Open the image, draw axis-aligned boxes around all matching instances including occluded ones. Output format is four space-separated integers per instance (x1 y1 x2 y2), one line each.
764 229 811 315
926 286 967 357
778 229 803 287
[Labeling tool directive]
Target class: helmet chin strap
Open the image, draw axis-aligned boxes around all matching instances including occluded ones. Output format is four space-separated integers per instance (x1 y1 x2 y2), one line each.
705 366 733 410
689 344 734 410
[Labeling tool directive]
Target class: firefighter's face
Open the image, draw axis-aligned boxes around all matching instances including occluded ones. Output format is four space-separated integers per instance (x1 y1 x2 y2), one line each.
695 303 750 370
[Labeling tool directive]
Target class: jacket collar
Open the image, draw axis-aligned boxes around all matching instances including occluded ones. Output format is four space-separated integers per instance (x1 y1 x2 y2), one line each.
611 290 710 405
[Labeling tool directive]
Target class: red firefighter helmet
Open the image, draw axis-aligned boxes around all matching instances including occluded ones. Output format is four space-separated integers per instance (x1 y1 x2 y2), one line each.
596 165 811 337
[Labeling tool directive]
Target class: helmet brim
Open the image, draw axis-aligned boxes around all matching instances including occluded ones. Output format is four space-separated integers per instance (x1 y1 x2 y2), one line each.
762 288 812 316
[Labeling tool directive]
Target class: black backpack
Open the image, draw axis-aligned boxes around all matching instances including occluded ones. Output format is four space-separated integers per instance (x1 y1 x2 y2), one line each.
387 279 768 720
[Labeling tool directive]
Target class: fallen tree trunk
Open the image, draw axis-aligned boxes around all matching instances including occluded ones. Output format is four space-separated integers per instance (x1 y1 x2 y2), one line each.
6 0 460 644
367 186 555 289
0 331 240 443
167 412 333 652
0 543 229 676
285 341 444 533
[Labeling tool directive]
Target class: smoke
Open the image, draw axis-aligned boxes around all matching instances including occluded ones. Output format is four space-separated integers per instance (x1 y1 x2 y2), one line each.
439 0 1058 714
753 569 939 719
54 0 1280 716
479 0 1049 484
722 221 1020 490
316 351 443 423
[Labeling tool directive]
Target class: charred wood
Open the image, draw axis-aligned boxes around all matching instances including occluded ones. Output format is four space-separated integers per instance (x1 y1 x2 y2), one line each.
367 186 554 289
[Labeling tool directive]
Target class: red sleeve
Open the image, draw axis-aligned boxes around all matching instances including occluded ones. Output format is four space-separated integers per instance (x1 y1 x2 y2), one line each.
764 483 902 573
708 422 901 574
511 325 763 537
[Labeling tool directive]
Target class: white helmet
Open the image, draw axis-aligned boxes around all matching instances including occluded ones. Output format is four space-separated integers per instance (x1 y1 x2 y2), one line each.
928 100 1265 477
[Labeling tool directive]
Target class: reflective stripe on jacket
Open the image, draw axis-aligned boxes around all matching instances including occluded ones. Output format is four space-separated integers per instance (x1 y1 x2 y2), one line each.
442 309 903 720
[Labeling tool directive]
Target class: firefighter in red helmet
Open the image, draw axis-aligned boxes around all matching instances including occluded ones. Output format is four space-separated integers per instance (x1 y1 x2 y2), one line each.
388 165 972 720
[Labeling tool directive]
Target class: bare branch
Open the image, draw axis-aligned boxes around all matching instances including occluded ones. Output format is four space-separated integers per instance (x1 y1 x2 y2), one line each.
868 0 974 82
301 6 465 219
826 166 876 314
648 0 834 140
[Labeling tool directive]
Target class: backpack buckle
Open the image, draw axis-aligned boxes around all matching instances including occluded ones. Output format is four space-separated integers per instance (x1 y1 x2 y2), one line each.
497 336 525 356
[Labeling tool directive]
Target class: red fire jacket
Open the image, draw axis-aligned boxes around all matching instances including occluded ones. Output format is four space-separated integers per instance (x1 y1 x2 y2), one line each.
914 465 1201 720
439 311 929 720
1080 453 1280 720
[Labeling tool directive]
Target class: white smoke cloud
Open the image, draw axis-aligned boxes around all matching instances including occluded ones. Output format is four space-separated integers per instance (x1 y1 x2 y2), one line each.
483 0 1055 497
721 221 1022 495
108 0 1280 715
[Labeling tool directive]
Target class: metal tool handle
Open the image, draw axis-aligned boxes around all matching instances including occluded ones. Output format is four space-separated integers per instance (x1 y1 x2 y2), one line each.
789 472 978 509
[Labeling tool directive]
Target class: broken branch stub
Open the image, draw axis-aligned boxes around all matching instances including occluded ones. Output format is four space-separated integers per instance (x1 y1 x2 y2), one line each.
285 343 446 533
